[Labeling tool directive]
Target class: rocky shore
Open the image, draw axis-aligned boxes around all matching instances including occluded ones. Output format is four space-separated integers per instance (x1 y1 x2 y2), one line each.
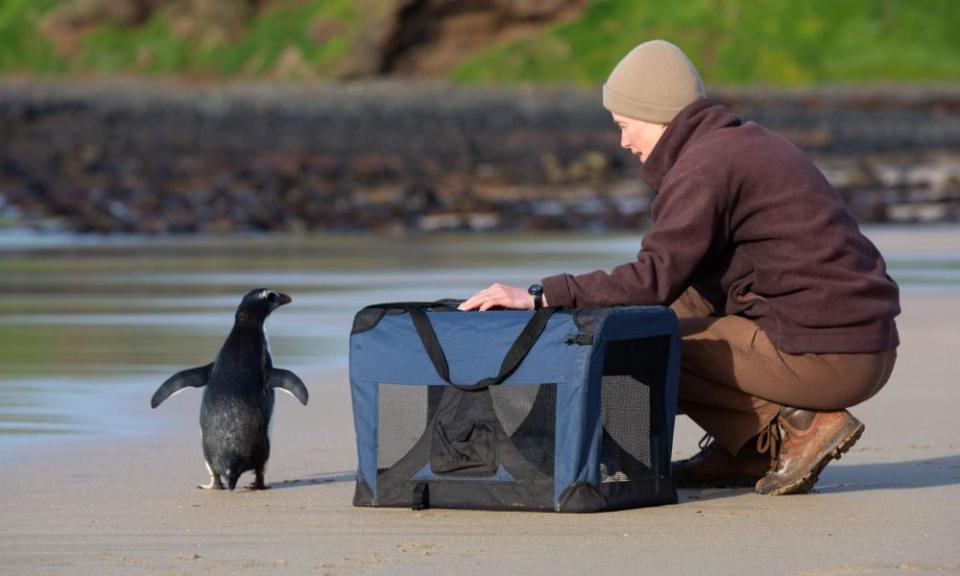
1 80 959 234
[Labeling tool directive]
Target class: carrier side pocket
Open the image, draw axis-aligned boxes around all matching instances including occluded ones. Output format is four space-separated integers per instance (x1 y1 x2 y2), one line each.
429 389 500 476
431 419 498 475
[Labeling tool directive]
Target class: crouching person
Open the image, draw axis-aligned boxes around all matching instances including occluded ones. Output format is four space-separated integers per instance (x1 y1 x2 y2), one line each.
459 39 899 494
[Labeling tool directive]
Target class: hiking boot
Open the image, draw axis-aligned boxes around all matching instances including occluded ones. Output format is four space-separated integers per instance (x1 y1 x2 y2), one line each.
755 407 865 495
673 435 772 488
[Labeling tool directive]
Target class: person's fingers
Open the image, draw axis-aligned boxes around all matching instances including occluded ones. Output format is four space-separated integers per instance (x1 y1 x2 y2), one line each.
485 283 507 303
493 283 529 310
477 288 499 311
459 283 532 311
458 287 491 311
458 288 485 310
478 295 500 312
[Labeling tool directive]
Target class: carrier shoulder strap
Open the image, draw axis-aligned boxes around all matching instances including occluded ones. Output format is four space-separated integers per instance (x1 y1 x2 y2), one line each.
406 305 556 391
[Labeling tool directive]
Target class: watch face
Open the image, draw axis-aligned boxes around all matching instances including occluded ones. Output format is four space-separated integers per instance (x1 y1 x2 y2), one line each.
528 284 544 309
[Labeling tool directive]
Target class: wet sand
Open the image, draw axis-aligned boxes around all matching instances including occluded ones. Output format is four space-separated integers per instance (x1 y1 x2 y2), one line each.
3 230 960 576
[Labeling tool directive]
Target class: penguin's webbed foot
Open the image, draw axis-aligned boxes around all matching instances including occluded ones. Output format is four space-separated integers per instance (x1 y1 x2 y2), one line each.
248 470 268 490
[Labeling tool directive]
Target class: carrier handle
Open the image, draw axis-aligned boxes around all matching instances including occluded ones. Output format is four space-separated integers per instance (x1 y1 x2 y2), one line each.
402 304 556 391
364 300 462 312
353 300 461 335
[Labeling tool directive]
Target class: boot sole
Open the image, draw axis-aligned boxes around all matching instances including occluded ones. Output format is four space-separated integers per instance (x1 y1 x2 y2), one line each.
761 420 865 496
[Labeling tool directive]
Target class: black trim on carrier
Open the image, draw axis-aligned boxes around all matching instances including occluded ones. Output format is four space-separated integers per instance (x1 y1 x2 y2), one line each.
351 300 463 335
353 477 375 506
371 383 557 511
558 477 678 513
350 302 679 513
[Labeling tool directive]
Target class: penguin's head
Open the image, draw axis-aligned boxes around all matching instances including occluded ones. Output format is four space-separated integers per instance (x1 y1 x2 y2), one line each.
236 288 292 322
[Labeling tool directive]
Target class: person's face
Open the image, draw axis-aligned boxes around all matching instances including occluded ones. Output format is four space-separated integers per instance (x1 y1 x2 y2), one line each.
612 112 667 163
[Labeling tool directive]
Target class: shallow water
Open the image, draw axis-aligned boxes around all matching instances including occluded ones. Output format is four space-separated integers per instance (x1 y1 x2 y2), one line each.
1 228 957 452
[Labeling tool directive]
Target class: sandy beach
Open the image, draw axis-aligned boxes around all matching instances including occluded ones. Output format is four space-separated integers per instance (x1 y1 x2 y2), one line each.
3 229 959 576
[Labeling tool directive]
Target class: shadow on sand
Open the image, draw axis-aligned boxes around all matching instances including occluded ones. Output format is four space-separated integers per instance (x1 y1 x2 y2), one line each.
264 455 960 496
815 454 960 493
678 454 960 501
267 470 356 491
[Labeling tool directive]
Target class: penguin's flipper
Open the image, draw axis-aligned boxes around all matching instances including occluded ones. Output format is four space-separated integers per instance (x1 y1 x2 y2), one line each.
151 363 213 408
267 368 309 405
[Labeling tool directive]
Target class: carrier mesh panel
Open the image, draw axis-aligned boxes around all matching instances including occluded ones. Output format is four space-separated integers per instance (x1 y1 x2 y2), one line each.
377 383 556 477
490 384 539 436
491 384 557 477
602 374 651 467
600 336 670 483
377 384 443 469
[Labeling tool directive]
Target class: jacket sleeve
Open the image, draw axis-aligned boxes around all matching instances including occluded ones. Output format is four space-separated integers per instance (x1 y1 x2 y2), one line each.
542 169 727 309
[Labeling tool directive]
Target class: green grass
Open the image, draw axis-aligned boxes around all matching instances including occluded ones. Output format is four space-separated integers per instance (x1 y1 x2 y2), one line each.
1 0 959 84
0 0 390 78
451 0 960 86
0 0 69 73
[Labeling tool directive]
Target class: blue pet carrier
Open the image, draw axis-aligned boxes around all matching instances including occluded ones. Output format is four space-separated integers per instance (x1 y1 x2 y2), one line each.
349 301 680 512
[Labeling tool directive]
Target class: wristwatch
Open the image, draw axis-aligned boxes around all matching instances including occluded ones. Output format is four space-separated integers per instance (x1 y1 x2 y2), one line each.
528 284 544 310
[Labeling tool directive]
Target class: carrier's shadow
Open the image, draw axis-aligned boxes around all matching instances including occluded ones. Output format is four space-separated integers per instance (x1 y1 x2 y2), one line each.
678 487 752 502
678 454 960 501
267 470 355 490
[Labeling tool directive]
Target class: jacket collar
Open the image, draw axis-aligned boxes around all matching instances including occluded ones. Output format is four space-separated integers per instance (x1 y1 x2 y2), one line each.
639 98 741 190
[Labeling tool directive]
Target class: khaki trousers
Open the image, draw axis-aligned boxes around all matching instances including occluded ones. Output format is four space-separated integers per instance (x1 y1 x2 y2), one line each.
671 287 897 455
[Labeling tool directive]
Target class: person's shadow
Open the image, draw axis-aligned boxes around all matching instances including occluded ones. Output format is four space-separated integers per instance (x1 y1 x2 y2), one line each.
265 456 960 496
814 454 960 493
679 454 960 500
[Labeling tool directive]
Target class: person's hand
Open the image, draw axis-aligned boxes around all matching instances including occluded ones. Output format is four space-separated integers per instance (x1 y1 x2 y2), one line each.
458 283 535 311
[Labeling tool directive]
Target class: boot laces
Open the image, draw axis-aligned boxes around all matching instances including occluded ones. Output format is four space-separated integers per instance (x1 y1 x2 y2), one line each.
756 420 782 467
698 433 714 451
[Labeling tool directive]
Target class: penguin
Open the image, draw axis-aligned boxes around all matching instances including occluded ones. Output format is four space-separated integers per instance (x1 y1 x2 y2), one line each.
151 288 308 490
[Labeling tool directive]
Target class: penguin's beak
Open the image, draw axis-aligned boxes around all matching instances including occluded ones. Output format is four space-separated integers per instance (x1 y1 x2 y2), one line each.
277 293 292 306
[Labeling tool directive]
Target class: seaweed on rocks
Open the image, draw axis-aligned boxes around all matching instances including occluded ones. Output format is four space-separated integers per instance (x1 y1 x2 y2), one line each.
1 81 959 234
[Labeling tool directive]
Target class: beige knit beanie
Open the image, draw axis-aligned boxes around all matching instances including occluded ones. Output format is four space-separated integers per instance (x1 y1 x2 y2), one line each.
603 39 705 124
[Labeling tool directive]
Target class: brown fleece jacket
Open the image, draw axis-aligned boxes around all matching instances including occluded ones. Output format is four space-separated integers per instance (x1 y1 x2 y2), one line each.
542 99 900 354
